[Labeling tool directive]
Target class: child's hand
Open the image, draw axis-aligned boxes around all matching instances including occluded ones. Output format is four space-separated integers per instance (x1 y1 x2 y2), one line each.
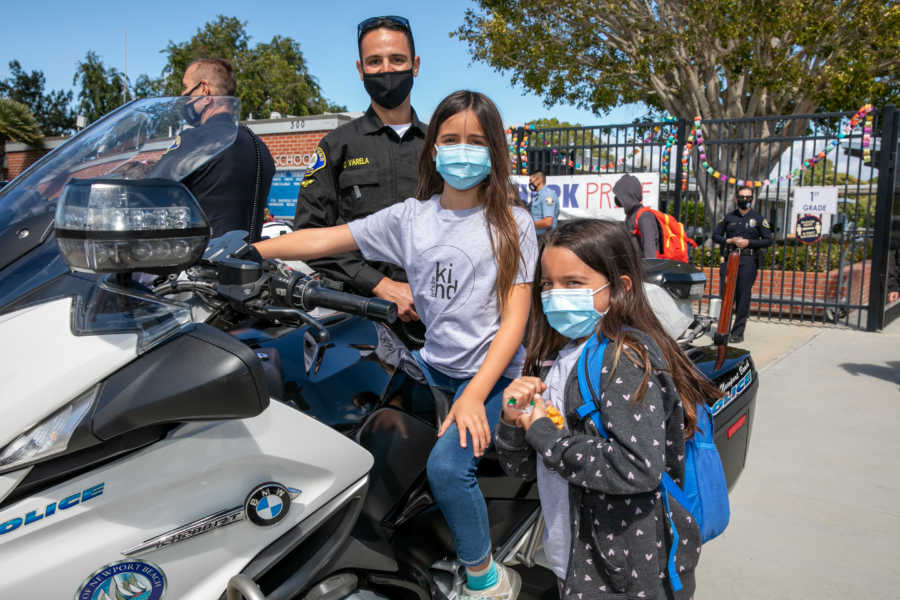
517 395 547 431
501 377 547 426
438 390 491 457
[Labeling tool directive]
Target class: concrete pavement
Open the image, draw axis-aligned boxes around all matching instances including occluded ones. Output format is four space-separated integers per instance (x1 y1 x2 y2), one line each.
696 317 900 598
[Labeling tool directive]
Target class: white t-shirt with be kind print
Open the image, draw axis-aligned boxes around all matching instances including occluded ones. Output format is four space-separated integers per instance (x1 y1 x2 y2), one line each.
348 195 538 380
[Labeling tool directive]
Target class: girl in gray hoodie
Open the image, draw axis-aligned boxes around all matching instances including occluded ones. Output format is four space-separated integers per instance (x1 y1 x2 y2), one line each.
495 219 722 600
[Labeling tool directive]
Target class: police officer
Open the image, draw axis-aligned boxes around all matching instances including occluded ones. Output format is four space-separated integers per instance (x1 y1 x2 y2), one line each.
528 169 559 235
712 186 773 343
152 58 275 241
293 16 424 322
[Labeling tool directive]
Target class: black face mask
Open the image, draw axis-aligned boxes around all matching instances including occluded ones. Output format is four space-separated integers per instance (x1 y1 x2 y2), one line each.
181 81 206 127
737 197 752 209
183 99 204 127
528 183 537 192
363 69 414 110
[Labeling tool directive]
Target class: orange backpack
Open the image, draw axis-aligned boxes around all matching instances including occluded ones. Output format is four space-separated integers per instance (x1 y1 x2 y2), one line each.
632 206 697 262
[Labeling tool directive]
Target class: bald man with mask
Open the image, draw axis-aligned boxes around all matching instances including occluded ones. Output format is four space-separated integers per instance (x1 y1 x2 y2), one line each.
151 58 275 241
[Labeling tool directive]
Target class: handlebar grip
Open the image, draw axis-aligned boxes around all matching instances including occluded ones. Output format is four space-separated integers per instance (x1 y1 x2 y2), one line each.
298 283 398 324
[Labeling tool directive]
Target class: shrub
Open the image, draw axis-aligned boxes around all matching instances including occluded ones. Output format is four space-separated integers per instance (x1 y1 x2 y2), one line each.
691 239 871 272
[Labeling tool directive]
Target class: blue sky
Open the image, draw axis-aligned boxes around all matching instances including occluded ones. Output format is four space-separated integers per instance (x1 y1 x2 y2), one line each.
0 0 646 127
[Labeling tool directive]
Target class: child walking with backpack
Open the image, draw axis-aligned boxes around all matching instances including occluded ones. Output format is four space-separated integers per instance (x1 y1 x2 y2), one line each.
495 219 724 600
255 90 537 600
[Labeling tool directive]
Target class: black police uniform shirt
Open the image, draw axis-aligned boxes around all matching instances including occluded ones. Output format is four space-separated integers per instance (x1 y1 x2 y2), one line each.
150 113 276 241
293 105 426 294
712 208 773 257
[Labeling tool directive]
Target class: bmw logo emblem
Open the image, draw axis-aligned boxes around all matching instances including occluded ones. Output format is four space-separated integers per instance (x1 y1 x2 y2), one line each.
245 482 291 526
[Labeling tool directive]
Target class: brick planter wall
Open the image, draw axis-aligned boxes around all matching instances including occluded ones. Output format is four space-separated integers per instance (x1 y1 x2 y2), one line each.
701 261 872 317
6 148 49 179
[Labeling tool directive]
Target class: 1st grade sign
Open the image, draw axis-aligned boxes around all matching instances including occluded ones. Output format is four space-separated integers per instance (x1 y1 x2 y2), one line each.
511 173 660 221
790 186 838 243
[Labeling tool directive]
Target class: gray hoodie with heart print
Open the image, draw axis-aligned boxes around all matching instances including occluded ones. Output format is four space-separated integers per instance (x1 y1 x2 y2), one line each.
495 329 701 600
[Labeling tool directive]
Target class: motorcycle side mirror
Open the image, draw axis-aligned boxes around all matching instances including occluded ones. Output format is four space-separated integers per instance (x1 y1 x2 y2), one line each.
55 178 210 274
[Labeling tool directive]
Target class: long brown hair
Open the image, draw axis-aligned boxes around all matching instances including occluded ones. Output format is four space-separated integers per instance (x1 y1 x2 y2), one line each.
416 90 522 309
523 219 723 436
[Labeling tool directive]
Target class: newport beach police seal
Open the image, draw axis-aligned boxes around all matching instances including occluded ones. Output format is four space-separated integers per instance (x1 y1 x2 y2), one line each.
245 482 291 526
76 559 166 600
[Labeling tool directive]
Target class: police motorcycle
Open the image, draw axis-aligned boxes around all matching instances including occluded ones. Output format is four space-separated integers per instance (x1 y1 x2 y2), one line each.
0 97 757 600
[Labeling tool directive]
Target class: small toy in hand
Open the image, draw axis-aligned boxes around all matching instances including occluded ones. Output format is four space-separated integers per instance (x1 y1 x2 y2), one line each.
545 405 565 429
507 397 534 415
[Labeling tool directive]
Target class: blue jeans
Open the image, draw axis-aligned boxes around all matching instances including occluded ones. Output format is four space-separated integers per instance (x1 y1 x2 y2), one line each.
413 353 511 567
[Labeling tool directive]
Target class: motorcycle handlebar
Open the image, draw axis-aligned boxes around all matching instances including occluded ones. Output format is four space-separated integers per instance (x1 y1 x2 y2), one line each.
297 283 398 324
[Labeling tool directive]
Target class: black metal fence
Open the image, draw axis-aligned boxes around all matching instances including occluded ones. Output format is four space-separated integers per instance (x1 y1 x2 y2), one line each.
513 105 899 331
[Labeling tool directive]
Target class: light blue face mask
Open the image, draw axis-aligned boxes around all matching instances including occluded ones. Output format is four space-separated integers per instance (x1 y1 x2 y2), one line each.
541 283 610 339
433 143 492 190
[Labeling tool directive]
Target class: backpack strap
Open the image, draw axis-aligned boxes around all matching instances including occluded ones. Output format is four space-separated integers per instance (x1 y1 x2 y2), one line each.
659 476 685 591
657 404 714 593
575 333 610 437
631 206 651 237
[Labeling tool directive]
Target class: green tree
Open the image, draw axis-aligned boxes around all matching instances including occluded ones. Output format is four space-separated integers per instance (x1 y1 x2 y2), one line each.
455 0 900 218
132 74 166 99
455 0 899 121
157 16 250 95
73 51 130 125
0 98 43 178
524 118 599 147
0 60 75 135
148 15 344 119
0 98 42 144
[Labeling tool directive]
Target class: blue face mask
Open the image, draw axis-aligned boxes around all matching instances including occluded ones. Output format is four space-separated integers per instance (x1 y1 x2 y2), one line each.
541 284 610 339
434 144 492 190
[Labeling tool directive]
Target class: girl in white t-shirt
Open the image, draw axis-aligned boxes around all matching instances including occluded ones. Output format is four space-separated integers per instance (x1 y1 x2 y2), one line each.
255 90 537 600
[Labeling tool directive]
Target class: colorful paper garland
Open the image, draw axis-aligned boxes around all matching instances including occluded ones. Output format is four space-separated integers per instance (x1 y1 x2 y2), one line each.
506 118 678 175
507 103 875 186
692 103 874 187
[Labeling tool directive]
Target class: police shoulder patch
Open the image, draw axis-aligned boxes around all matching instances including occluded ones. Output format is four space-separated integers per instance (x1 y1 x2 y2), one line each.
303 146 326 179
762 219 770 229
161 135 181 156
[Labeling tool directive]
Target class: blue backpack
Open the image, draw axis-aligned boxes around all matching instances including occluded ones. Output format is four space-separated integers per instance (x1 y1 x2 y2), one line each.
575 333 730 591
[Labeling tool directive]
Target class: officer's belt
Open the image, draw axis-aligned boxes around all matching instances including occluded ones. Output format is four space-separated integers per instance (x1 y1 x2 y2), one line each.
724 246 759 257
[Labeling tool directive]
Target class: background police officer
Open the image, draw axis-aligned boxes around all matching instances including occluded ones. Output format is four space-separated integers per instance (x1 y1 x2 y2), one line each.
528 169 559 235
293 16 424 322
712 185 773 343
152 58 275 241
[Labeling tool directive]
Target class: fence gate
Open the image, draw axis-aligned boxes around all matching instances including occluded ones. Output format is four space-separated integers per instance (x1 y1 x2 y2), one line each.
513 105 899 330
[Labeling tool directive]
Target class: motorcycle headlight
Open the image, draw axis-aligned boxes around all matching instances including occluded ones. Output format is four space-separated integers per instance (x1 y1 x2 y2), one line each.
55 178 210 274
0 385 98 473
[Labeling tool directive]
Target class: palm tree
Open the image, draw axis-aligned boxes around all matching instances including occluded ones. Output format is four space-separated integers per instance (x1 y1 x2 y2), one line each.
0 98 43 179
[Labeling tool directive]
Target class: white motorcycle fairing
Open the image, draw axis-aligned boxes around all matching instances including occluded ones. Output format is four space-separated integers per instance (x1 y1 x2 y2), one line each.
0 399 373 598
0 297 138 451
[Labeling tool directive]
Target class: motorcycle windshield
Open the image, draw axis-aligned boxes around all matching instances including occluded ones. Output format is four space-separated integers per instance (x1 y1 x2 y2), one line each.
0 96 240 243
0 97 239 348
